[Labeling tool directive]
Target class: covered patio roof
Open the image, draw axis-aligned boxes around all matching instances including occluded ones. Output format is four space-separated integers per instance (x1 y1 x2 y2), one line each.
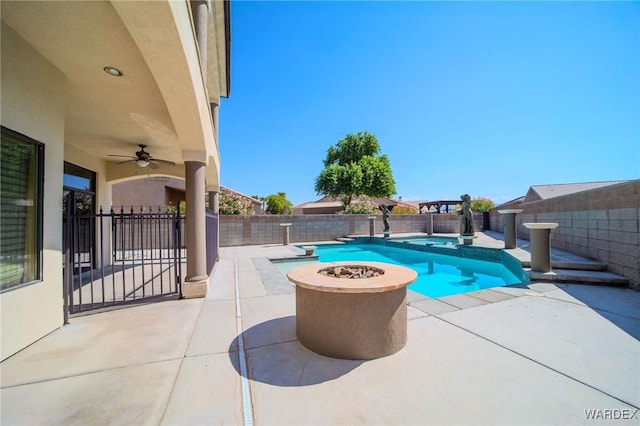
2 0 229 189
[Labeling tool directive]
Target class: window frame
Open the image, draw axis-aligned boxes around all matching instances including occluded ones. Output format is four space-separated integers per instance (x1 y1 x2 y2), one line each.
0 126 45 293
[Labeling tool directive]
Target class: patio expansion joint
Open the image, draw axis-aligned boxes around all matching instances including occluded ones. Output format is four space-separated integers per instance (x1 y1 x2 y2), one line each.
433 315 640 410
0 356 185 390
234 248 255 426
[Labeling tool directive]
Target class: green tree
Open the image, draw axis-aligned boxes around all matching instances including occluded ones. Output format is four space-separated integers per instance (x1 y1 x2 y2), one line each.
314 132 396 208
264 192 293 215
470 197 495 212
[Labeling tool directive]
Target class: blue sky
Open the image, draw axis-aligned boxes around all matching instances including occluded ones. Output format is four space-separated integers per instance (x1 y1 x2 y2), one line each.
219 1 639 206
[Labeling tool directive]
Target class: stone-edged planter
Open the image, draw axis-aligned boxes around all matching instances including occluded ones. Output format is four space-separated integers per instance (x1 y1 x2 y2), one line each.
287 261 417 360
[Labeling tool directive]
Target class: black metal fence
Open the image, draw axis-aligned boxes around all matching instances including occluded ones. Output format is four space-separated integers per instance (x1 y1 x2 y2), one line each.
64 206 185 316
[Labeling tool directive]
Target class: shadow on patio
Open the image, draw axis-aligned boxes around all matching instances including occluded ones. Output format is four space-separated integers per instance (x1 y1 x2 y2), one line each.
229 316 364 386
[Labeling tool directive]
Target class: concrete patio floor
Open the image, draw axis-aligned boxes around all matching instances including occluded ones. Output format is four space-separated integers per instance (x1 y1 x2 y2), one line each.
2 233 639 425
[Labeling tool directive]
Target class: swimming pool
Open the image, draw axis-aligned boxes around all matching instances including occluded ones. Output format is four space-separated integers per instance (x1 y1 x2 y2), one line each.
273 243 527 298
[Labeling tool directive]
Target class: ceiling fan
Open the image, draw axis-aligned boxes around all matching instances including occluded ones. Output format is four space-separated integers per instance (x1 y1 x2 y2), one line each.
108 144 176 169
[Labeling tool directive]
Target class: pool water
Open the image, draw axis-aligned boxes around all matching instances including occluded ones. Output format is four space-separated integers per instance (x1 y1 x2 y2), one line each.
274 243 525 298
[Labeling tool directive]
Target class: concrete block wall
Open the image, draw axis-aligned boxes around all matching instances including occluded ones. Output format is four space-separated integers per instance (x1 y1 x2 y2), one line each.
219 213 485 247
489 180 639 289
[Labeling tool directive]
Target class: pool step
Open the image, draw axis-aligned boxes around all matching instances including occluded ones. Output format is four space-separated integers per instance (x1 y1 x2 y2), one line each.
521 259 608 271
336 237 356 242
528 269 630 287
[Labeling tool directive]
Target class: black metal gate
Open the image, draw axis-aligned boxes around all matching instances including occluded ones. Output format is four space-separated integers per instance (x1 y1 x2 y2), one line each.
63 204 184 316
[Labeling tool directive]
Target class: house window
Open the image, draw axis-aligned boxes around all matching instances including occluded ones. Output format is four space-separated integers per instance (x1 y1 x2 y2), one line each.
0 127 44 292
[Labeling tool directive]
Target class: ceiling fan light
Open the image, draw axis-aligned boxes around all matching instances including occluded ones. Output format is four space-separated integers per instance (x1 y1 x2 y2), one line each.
136 159 150 168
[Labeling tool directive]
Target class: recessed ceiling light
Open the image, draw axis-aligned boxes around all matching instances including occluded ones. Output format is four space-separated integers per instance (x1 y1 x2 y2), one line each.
103 66 123 77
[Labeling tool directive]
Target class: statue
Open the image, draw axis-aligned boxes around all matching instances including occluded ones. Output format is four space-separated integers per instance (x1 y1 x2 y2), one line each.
460 194 474 236
379 204 391 233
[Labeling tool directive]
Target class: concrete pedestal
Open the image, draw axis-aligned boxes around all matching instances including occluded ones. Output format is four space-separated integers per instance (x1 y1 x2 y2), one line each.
368 217 376 237
425 212 433 235
280 223 291 245
460 235 473 245
498 209 523 249
301 246 316 256
524 223 559 272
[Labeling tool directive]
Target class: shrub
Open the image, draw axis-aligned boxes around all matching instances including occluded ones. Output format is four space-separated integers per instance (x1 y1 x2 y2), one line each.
219 188 254 215
165 200 186 215
390 205 418 215
470 197 495 212
343 196 380 215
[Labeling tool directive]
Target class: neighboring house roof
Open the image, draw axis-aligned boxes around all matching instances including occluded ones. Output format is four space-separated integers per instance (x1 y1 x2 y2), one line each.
524 180 629 203
493 196 526 211
295 200 344 209
401 200 428 210
392 199 423 211
493 180 630 209
294 195 417 214
220 186 262 206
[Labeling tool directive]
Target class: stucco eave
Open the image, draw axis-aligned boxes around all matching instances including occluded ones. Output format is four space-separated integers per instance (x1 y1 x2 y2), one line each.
111 0 216 162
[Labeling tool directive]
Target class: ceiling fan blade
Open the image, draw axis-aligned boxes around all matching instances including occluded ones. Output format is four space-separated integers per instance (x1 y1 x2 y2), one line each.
116 159 136 165
108 155 136 159
148 161 160 169
151 158 176 166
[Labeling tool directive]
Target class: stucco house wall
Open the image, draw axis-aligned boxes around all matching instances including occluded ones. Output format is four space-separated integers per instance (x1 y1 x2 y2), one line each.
112 176 184 211
1 23 67 360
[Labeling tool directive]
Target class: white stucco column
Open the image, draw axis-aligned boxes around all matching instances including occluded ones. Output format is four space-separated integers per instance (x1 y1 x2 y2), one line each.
184 161 208 298
208 190 219 213
211 102 219 139
190 0 208 74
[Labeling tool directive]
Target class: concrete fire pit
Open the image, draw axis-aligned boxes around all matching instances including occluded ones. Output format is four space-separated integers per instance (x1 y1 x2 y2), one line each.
287 261 417 360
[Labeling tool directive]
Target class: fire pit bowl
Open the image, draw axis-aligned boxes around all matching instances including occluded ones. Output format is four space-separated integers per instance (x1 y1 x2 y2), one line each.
287 261 417 360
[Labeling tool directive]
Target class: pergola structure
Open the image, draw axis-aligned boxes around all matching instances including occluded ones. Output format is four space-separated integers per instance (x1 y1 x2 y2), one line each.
418 200 461 214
